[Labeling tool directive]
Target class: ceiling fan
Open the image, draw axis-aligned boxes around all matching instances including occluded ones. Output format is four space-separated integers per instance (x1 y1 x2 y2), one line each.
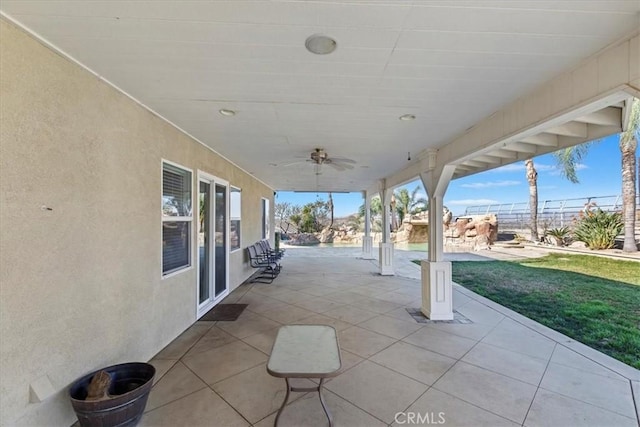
282 148 356 173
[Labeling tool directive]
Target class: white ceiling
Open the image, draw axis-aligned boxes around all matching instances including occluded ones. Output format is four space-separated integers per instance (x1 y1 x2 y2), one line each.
2 1 639 191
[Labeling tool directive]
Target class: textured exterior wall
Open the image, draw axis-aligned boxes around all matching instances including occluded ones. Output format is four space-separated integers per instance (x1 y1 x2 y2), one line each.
0 19 273 426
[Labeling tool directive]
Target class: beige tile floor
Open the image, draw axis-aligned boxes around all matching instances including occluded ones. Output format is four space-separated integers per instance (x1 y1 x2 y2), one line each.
141 250 639 427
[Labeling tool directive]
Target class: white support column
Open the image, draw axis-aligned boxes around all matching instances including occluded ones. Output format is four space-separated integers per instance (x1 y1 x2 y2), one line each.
427 194 445 262
419 161 455 319
379 241 394 275
378 182 394 275
420 259 452 320
361 191 375 259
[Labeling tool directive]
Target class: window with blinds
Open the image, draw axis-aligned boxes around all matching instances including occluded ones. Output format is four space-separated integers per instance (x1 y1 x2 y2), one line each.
162 161 192 276
230 187 241 251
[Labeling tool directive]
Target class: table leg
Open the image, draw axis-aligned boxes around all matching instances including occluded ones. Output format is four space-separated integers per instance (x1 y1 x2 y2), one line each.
318 378 333 427
273 378 291 427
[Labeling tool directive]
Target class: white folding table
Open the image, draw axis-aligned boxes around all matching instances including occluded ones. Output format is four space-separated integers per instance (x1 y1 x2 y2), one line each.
267 325 342 426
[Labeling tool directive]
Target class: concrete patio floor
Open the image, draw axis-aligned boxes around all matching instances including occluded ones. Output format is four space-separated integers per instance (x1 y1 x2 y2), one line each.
141 249 639 427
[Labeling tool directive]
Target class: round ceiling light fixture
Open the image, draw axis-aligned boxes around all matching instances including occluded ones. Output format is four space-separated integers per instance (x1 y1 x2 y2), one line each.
399 114 416 121
305 34 337 55
219 108 236 117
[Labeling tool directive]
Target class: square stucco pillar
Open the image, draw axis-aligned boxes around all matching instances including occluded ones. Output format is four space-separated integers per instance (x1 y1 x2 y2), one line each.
420 260 453 320
379 242 394 275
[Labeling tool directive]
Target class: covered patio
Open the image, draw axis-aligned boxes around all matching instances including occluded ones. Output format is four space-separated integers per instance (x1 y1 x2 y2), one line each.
2 2 639 426
142 250 639 427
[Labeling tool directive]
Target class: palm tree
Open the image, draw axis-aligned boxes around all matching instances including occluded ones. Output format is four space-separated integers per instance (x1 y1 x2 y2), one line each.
358 196 383 232
395 188 411 225
552 144 591 184
525 159 539 241
620 98 638 252
390 193 398 231
394 186 428 225
328 192 334 230
526 143 592 241
345 214 363 232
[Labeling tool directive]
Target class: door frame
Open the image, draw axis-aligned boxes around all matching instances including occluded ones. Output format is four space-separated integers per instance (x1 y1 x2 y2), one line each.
196 171 230 319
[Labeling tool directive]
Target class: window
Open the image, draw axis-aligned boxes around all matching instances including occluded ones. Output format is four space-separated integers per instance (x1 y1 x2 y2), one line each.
262 198 270 239
162 161 192 276
230 187 241 251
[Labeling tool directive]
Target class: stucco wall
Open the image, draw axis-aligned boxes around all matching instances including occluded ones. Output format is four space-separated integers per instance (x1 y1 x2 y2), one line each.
0 19 273 426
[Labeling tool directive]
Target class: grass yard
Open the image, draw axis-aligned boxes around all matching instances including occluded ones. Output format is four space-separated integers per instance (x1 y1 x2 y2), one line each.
449 253 640 369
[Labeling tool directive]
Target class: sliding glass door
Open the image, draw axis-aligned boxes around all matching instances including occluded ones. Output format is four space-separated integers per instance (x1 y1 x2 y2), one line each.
214 183 227 298
197 173 229 318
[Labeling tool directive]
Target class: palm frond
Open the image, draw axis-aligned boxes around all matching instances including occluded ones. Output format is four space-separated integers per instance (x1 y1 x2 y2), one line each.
552 142 593 184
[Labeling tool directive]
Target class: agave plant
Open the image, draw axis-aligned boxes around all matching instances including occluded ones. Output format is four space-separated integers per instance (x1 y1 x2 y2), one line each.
573 209 623 250
546 227 570 246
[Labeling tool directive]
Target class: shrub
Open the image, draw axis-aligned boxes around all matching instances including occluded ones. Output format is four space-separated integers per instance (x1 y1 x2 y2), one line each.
573 209 623 249
546 227 570 246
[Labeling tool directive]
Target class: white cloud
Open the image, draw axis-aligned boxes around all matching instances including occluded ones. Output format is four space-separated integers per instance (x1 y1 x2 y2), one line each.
533 164 555 171
490 163 525 172
460 180 521 189
447 199 500 206
547 163 588 176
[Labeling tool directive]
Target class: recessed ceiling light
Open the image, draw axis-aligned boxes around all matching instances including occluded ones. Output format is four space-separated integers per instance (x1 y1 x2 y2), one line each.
219 109 236 117
399 114 416 121
305 34 337 55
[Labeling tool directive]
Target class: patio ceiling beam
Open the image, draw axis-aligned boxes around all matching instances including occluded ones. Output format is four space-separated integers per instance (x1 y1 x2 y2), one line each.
486 149 519 159
461 160 489 168
574 106 623 126
506 141 539 154
473 155 504 165
561 124 624 146
520 133 558 147
455 165 476 173
545 121 588 138
382 31 639 190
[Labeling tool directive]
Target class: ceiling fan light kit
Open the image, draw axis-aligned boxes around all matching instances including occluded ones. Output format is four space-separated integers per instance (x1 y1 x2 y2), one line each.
310 148 329 164
219 108 236 117
305 34 338 55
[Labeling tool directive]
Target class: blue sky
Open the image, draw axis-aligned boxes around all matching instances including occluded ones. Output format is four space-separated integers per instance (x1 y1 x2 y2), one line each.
276 134 626 217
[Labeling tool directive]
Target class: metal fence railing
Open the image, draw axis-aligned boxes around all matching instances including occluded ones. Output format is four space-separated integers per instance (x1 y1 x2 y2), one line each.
464 195 640 231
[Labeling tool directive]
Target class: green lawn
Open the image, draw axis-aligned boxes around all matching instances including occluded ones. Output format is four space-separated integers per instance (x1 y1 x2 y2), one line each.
447 254 639 368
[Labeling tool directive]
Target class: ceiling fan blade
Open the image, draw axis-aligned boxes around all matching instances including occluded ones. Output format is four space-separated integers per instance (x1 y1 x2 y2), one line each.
326 162 346 171
330 157 356 164
280 160 307 167
331 161 354 170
